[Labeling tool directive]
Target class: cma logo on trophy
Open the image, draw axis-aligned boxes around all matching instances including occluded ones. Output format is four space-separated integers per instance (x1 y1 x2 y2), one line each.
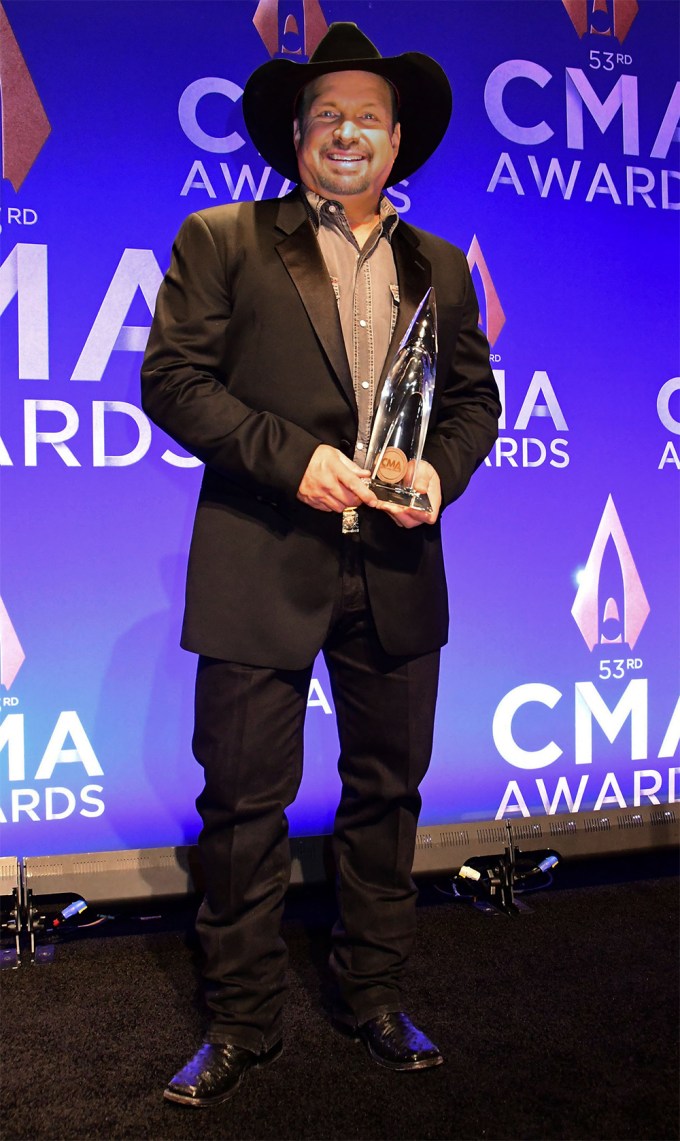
0 3 51 190
572 494 650 652
253 0 328 59
562 0 639 43
0 596 25 691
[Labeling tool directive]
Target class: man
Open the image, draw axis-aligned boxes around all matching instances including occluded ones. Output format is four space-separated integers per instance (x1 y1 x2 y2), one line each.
142 22 500 1108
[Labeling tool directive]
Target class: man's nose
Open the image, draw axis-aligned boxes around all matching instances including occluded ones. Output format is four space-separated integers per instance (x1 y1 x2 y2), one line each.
334 118 360 142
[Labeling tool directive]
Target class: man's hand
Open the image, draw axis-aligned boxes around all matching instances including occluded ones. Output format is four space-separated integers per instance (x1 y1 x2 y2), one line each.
377 460 442 529
297 445 379 512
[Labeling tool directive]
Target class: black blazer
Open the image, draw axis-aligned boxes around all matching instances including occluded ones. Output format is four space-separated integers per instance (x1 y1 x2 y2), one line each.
141 191 500 668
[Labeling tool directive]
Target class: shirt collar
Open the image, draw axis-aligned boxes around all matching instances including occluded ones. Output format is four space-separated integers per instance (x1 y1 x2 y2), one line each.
301 186 399 240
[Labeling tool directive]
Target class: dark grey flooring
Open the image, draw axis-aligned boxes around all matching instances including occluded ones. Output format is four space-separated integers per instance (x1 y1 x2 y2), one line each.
1 851 678 1140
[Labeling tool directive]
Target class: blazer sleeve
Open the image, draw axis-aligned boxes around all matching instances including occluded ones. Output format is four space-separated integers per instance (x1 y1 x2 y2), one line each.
141 211 321 502
422 247 501 509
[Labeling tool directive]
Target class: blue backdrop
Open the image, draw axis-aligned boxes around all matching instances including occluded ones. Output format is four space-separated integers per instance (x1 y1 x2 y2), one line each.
1 0 678 857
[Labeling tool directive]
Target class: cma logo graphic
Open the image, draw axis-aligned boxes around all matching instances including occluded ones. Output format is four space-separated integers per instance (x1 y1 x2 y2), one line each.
485 0 677 212
0 592 105 826
473 241 569 473
0 594 105 827
491 492 678 819
572 495 650 651
0 2 51 189
467 236 505 348
0 596 25 690
562 0 639 43
253 0 328 59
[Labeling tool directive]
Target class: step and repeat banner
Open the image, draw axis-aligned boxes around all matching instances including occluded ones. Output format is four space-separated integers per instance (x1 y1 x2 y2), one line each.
1 0 678 858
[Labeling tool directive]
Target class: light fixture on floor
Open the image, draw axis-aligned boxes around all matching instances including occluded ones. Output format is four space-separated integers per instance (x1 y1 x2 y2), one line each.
452 821 560 915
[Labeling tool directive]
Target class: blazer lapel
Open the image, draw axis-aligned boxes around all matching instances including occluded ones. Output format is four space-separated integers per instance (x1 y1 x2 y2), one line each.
376 225 432 400
275 194 356 414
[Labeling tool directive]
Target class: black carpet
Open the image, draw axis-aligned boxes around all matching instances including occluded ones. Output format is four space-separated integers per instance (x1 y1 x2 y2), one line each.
1 851 678 1141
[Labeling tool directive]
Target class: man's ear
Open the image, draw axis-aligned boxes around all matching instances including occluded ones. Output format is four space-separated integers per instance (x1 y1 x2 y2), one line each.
293 119 301 150
391 121 401 157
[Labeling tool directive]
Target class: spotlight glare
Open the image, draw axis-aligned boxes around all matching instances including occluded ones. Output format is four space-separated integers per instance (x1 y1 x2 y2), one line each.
573 566 586 588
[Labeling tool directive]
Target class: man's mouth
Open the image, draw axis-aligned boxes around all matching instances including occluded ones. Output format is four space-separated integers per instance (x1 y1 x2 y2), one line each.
324 152 366 165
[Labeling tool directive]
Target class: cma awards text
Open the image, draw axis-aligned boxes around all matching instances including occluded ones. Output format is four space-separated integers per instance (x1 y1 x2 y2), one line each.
0 389 567 471
174 65 679 212
3 243 581 472
492 676 680 820
484 62 679 212
0 711 105 825
0 683 332 826
495 766 680 820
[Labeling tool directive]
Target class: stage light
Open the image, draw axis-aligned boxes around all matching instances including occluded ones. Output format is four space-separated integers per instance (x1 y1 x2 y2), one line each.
452 822 561 914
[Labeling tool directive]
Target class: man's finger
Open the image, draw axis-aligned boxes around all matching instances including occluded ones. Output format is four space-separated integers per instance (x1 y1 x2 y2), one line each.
412 460 435 494
378 501 437 528
337 454 371 478
348 477 379 507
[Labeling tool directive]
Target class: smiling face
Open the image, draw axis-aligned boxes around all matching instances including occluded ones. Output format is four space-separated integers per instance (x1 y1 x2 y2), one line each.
293 71 400 209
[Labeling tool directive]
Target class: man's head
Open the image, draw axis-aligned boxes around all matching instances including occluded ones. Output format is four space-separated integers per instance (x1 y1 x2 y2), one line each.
242 23 452 189
293 71 401 204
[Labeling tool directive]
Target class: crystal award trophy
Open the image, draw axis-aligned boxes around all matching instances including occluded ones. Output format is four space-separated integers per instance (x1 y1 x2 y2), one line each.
365 287 437 512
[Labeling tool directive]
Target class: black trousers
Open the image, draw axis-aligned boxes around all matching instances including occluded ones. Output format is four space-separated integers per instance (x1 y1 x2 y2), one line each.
193 535 440 1052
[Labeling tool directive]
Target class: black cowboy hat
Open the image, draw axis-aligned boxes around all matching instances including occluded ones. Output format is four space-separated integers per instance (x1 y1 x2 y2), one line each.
242 22 452 187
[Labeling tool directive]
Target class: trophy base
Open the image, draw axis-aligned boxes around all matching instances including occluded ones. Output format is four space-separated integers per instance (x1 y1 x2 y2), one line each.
370 481 433 513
